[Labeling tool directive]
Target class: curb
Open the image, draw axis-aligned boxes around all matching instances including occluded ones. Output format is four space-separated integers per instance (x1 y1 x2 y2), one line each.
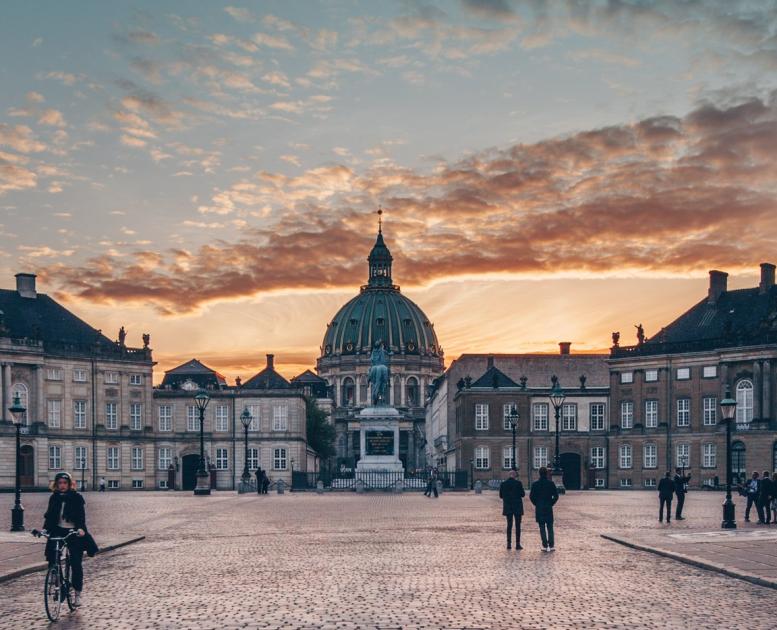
0 535 145 585
601 534 777 591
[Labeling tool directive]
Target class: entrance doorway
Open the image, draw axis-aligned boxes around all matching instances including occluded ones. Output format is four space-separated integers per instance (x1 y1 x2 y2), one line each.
560 452 581 490
182 454 200 491
20 445 34 487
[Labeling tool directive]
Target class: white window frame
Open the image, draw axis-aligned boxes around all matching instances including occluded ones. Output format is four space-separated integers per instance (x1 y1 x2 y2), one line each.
643 443 657 469
590 403 605 431
107 479 120 489
107 446 120 470
703 396 717 426
132 479 144 489
46 367 63 381
736 380 754 424
247 447 259 470
502 446 515 470
644 478 657 488
474 403 489 431
74 446 87 470
47 399 62 428
502 403 516 431
158 405 172 432
676 443 690 468
620 478 633 488
130 403 142 431
272 405 288 431
246 404 261 431
216 448 229 470
273 447 288 470
72 368 87 383
49 445 62 470
590 446 605 469
187 406 200 432
532 403 549 431
158 447 172 470
131 446 144 470
620 401 634 429
474 445 490 469
105 371 119 384
620 372 633 384
677 398 690 427
129 373 143 386
703 443 716 468
73 400 87 429
644 369 658 382
105 402 118 430
644 399 658 428
676 367 690 380
619 444 632 469
215 405 229 432
533 446 548 469
702 366 717 378
561 403 577 431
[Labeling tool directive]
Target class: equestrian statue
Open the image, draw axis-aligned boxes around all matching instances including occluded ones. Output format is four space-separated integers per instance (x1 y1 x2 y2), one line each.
367 340 391 406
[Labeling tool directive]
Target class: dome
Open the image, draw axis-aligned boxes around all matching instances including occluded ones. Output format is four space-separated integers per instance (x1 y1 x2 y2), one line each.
320 226 442 359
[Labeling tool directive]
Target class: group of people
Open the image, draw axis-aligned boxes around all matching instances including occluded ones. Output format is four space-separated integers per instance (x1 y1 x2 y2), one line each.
499 467 559 551
657 468 692 523
254 467 270 494
740 471 777 524
424 467 439 498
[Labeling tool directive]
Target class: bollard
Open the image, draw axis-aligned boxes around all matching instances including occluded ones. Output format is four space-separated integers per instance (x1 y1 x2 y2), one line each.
277 480 285 495
474 480 483 494
393 481 404 493
316 480 324 495
435 480 443 497
355 479 365 494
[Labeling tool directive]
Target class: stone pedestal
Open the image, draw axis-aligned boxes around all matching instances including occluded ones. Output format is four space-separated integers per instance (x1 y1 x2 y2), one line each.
194 470 211 496
356 406 404 475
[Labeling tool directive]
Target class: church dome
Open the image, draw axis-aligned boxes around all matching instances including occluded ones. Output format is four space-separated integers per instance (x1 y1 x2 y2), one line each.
320 223 442 359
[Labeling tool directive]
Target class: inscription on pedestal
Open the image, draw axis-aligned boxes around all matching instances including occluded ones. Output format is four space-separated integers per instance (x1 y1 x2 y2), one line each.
365 430 395 456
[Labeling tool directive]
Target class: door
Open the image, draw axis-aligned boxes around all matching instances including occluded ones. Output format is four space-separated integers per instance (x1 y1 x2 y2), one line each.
560 452 581 490
181 454 200 491
20 445 34 487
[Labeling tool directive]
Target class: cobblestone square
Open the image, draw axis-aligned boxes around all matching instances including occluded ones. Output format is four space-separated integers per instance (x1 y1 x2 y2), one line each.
1 490 776 629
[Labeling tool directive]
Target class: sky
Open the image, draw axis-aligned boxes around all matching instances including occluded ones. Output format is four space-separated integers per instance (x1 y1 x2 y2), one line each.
1 0 777 382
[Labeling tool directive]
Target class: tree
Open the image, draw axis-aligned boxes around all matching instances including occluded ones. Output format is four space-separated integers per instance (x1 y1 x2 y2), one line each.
305 396 335 459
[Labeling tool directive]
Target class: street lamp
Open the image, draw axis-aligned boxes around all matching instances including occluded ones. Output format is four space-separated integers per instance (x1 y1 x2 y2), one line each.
240 408 252 485
193 389 211 496
508 405 519 471
549 377 566 485
9 393 26 531
720 388 737 529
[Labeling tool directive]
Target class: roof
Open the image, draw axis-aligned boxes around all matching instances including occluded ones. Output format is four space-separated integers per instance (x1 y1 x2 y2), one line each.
243 355 291 390
291 369 327 384
470 365 519 389
160 359 227 389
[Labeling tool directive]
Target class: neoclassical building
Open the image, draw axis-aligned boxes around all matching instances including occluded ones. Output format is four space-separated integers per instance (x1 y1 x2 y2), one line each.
316 225 444 470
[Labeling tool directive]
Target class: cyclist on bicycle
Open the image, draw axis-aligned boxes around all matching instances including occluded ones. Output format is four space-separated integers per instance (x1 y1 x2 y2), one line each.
42 472 93 608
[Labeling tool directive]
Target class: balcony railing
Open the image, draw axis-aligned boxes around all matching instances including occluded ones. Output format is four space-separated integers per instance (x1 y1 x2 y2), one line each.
611 333 777 358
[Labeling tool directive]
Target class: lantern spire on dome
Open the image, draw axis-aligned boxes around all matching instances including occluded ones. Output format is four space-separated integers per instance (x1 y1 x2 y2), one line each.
367 207 393 288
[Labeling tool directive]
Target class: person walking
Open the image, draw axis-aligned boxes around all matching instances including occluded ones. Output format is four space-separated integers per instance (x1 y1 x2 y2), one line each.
499 470 525 550
743 471 760 522
424 468 439 498
673 468 691 520
658 472 674 523
261 470 270 494
98 477 106 492
529 467 559 552
758 470 773 524
255 467 263 495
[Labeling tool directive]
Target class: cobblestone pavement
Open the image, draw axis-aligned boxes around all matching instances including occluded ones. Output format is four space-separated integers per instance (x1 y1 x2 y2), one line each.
1 490 775 629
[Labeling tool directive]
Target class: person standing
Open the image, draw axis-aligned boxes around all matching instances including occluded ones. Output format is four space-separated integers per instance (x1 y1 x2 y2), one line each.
758 470 773 524
673 468 691 520
529 467 559 552
255 467 263 495
499 470 525 550
425 468 439 498
743 472 760 522
771 473 777 525
658 472 674 523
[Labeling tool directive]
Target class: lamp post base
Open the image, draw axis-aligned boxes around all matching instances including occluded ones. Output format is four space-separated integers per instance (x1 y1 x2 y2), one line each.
721 497 737 529
193 470 211 496
551 468 566 494
10 504 24 532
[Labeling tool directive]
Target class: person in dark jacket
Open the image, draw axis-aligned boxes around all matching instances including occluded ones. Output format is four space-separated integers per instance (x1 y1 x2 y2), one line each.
658 472 674 523
499 470 525 549
758 470 773 524
742 471 760 522
42 472 98 608
424 468 439 498
529 467 559 552
673 468 691 520
255 467 263 494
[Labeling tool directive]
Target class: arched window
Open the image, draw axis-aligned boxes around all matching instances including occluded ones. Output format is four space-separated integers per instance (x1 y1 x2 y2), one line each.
731 441 746 485
337 433 348 458
736 380 753 424
11 382 29 424
358 376 368 405
341 377 355 407
393 376 401 406
406 377 419 407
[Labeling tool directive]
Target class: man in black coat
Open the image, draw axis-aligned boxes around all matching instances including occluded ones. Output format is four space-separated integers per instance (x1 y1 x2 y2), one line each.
657 472 674 523
499 470 525 549
673 468 691 520
529 467 559 552
758 470 773 524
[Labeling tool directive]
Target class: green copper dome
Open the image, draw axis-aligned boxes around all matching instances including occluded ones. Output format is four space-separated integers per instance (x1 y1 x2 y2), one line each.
321 229 441 358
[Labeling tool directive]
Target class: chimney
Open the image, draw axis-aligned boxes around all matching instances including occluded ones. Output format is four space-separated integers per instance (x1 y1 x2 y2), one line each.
759 262 775 294
486 355 494 369
559 342 571 355
266 354 275 370
707 270 728 305
15 273 37 299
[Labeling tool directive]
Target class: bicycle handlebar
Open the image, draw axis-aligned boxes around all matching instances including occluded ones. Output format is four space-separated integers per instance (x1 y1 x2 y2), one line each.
31 529 78 541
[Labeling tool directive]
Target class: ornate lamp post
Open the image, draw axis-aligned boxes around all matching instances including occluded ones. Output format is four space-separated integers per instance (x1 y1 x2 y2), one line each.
9 393 26 531
549 377 566 485
509 405 519 471
720 389 737 529
240 408 252 485
193 389 211 496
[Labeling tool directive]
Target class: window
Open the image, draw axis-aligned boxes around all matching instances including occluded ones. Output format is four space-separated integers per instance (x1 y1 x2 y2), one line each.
620 401 634 429
247 447 259 470
590 446 605 469
132 479 144 489
272 405 288 431
215 405 229 432
645 369 658 382
703 443 717 468
620 478 633 488
107 480 120 489
74 400 86 429
11 383 28 424
676 367 690 380
736 380 754 424
619 444 632 469
677 398 690 427
533 446 548 469
474 446 490 469
129 373 143 386
503 403 517 430
246 404 261 431
676 443 690 468
158 480 168 489
620 372 633 384
703 397 717 426
187 406 200 432
532 403 549 431
561 403 577 431
158 447 172 470
105 402 118 429
107 447 120 470
130 403 142 430
216 448 229 470
131 446 144 470
341 377 355 407
273 448 287 470
46 368 63 381
503 446 515 470
49 445 61 469
594 478 605 488
644 400 658 428
405 377 419 406
47 399 62 428
732 441 746 482
474 403 489 430
158 405 172 432
74 446 87 470
644 478 656 488
643 443 657 469
73 368 87 382
702 366 717 378
590 403 605 431
105 371 119 384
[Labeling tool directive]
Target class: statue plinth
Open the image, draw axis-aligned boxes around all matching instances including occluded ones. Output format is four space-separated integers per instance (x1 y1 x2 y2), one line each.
356 406 404 474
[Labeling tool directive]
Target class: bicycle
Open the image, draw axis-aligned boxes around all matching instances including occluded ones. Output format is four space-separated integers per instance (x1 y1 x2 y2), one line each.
31 529 78 622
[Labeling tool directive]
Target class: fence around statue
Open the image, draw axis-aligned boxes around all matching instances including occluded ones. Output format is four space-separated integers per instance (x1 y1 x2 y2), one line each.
291 470 469 491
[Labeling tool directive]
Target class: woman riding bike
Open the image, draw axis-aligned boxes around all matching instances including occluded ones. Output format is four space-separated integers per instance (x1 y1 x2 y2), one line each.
42 472 97 608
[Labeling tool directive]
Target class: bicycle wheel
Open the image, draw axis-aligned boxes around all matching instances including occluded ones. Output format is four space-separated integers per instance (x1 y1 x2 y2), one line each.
44 565 62 622
64 554 76 611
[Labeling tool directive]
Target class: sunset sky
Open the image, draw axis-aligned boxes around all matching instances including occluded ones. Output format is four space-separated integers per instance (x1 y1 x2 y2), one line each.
1 1 776 382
